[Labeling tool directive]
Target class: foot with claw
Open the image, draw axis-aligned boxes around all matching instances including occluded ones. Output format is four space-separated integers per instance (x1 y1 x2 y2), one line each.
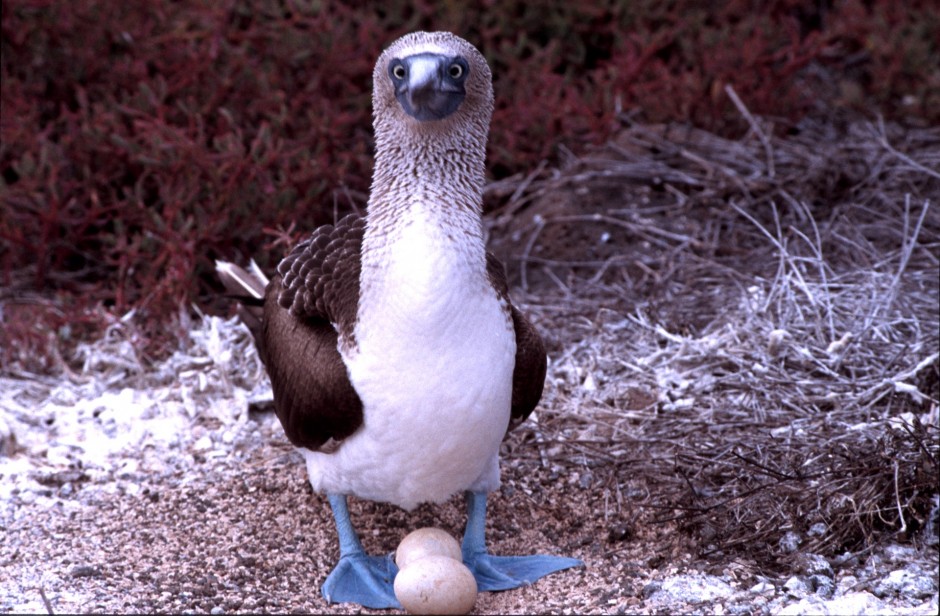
323 494 401 609
461 491 583 591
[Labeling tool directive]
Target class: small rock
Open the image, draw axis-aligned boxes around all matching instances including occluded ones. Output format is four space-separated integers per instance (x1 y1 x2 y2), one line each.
874 567 938 600
796 553 834 579
582 373 597 392
749 581 775 594
832 551 858 568
641 582 662 599
728 602 763 616
607 524 633 543
193 435 213 452
222 598 242 610
0 411 17 457
881 543 917 564
35 469 87 488
779 530 802 553
925 494 939 546
45 445 76 467
824 591 886 615
783 575 808 598
70 564 102 578
650 575 734 604
808 574 835 598
836 574 859 594
777 591 884 616
807 522 827 538
51 386 79 405
117 458 140 478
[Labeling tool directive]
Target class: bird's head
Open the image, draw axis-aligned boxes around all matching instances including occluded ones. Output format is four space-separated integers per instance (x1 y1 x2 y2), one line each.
372 32 493 137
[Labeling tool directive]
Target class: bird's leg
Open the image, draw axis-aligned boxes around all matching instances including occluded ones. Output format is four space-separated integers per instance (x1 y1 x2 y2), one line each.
460 491 583 591
321 493 401 609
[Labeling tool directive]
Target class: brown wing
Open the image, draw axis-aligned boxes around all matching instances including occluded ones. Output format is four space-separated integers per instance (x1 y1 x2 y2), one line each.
277 214 365 342
259 214 365 450
485 252 547 431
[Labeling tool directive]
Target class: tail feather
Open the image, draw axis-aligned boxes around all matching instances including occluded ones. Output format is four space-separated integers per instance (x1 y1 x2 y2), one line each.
215 259 269 300
215 259 269 344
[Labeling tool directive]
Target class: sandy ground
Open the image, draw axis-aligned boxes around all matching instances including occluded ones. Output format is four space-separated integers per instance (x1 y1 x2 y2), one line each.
0 390 631 614
0 365 664 614
1 314 936 615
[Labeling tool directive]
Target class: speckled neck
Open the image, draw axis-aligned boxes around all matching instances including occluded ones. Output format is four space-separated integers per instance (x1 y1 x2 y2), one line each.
363 32 493 252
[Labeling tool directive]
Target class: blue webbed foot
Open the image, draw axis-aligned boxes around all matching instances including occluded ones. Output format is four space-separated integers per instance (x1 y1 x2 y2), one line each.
321 550 401 609
461 491 583 592
463 550 583 592
322 493 401 609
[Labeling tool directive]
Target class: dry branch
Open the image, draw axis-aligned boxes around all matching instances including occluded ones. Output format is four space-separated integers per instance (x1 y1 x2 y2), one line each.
489 115 939 570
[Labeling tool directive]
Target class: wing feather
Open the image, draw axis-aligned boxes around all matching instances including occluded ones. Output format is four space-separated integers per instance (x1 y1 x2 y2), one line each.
485 252 547 430
217 214 366 451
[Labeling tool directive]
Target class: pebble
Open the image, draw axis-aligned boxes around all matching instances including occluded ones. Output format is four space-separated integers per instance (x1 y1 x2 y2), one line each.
783 576 808 598
882 543 918 564
749 581 775 595
874 568 938 600
0 411 15 457
118 458 140 478
836 574 859 594
777 591 884 615
648 574 734 604
795 553 833 578
779 530 802 553
641 582 662 599
70 565 102 578
808 574 835 598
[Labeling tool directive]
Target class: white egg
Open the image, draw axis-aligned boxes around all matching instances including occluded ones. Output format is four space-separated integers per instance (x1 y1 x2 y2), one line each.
394 555 478 615
395 527 462 569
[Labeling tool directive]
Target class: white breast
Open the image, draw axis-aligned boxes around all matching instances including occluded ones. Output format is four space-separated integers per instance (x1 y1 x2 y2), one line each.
302 206 516 510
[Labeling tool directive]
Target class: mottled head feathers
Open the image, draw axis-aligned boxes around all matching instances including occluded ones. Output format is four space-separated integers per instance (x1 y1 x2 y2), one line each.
373 31 493 131
369 32 494 208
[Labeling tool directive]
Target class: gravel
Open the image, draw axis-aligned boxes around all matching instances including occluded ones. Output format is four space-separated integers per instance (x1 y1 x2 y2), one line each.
2 315 937 614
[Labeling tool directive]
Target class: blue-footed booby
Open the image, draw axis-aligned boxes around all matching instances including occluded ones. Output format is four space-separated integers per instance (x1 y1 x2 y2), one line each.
216 31 581 609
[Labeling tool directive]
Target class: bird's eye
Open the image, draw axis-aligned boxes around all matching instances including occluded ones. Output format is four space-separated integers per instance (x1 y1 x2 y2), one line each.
448 63 464 79
392 64 406 80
